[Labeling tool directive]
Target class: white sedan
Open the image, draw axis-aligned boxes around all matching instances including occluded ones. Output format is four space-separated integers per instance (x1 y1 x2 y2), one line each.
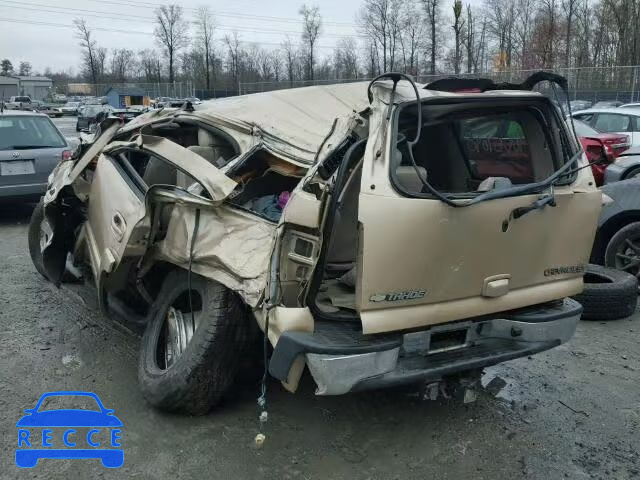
571 107 640 147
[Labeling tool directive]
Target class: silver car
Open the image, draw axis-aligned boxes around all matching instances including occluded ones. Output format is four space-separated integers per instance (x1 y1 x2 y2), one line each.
0 110 70 200
571 107 640 147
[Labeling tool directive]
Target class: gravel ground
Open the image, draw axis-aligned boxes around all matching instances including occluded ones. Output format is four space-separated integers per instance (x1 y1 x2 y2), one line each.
1 200 639 479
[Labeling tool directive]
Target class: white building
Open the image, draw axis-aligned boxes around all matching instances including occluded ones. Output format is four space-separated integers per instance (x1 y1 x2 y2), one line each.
0 75 20 99
16 76 53 101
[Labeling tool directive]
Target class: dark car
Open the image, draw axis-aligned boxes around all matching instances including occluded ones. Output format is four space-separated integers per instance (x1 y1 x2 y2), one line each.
591 179 640 281
0 110 71 200
76 105 111 132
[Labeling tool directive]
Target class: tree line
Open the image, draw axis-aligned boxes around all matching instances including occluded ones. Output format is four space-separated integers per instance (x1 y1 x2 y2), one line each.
5 0 640 96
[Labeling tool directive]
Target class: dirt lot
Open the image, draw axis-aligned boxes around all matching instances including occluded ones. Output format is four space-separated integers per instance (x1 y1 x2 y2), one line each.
0 201 639 480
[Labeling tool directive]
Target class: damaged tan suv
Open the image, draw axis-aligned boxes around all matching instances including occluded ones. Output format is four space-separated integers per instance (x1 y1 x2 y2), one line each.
29 72 602 414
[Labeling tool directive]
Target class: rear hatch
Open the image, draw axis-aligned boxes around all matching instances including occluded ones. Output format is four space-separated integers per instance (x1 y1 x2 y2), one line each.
356 95 602 334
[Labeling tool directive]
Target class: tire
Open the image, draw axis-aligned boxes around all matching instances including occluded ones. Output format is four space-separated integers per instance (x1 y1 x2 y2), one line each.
604 222 640 284
27 199 48 279
138 269 250 415
572 264 637 320
623 166 640 180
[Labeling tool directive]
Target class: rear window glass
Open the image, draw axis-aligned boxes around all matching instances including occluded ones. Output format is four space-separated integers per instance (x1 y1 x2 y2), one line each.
392 104 568 196
573 120 600 137
460 116 533 183
0 116 66 150
594 114 630 132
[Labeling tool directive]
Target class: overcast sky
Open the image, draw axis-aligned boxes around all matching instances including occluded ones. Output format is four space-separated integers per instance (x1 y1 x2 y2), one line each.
0 0 363 74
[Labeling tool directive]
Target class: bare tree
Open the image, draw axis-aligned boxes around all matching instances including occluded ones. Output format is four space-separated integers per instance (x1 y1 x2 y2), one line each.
486 0 516 70
257 48 272 80
138 49 158 82
540 0 558 67
422 0 440 74
357 0 393 72
398 2 425 76
452 0 465 73
270 50 283 82
73 19 100 86
110 49 134 83
154 4 189 84
562 0 578 68
224 32 242 89
281 37 298 85
463 5 476 72
334 37 360 78
96 47 107 81
195 6 215 90
299 4 322 80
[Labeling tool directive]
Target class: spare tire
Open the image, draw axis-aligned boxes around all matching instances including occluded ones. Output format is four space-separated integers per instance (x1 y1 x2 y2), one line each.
572 264 637 321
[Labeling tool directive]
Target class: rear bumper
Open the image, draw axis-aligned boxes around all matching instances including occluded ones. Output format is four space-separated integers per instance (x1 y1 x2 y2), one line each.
0 182 47 200
270 298 581 395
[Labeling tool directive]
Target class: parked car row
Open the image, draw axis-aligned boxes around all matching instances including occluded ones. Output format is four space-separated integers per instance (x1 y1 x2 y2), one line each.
151 96 201 108
569 107 640 185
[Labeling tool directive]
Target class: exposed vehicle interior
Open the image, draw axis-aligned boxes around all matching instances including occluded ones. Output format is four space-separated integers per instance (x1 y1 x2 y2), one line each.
310 100 575 317
226 149 307 222
391 103 567 197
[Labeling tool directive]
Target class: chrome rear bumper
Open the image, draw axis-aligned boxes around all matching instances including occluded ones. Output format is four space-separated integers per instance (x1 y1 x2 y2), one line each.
270 298 582 395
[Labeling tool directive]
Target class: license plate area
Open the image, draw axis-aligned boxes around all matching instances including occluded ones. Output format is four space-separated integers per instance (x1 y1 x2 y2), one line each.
402 323 471 356
429 328 469 353
1 160 35 176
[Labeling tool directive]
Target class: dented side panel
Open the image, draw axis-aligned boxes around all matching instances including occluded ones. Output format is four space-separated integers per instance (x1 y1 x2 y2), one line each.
155 204 277 306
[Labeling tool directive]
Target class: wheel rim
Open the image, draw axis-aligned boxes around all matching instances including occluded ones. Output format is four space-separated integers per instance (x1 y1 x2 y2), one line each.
613 236 640 278
157 291 202 370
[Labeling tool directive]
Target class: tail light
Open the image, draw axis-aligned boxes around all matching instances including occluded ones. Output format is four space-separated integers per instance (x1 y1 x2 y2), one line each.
62 150 72 161
602 135 630 156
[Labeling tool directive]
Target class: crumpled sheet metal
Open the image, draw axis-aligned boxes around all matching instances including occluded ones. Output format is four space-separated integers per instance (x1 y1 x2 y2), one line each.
156 204 276 306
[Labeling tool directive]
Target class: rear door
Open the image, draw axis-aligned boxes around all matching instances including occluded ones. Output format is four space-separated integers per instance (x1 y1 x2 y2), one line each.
82 152 148 282
356 100 602 335
83 135 237 284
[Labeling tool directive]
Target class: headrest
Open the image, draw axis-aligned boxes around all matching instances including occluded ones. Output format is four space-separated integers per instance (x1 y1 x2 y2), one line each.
198 129 216 146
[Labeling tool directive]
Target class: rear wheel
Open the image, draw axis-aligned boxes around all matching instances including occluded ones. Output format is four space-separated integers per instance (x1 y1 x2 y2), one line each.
623 166 640 180
27 199 48 279
138 270 250 415
605 222 640 283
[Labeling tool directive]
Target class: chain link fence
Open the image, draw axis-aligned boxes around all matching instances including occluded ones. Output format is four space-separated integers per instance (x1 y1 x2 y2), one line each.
239 66 640 103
